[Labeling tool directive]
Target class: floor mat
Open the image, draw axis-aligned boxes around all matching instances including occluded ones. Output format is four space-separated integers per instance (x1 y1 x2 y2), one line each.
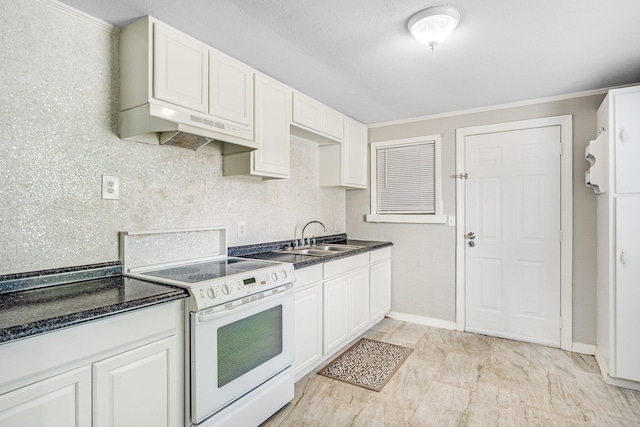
317 338 413 391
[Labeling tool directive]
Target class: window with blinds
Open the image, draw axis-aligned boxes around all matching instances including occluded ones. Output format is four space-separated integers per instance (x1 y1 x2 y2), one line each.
367 135 445 224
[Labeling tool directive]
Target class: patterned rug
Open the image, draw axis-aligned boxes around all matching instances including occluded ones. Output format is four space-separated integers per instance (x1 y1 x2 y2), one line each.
317 338 413 392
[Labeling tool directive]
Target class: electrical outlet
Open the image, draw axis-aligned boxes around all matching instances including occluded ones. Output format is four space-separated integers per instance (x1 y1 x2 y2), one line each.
238 221 247 238
102 175 119 200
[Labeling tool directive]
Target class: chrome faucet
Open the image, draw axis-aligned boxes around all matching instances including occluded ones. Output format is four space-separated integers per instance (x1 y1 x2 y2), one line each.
301 221 326 246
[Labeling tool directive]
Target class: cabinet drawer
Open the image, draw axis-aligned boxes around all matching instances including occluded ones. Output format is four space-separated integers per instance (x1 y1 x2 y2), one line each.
323 253 368 279
369 247 391 264
293 264 322 290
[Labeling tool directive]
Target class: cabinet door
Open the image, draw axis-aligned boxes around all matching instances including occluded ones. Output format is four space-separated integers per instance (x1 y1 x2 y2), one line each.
292 92 322 132
370 259 391 320
253 74 292 178
614 91 640 194
0 366 91 427
615 196 640 381
323 275 350 354
209 51 254 128
342 117 368 188
294 284 323 376
321 108 344 141
93 336 178 427
349 268 370 334
154 23 208 113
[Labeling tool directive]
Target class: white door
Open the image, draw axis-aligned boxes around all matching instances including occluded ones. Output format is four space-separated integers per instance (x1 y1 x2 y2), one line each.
209 51 254 127
615 196 640 381
252 74 291 178
0 366 91 427
294 284 323 376
153 22 208 113
348 268 370 334
464 125 561 346
93 336 177 427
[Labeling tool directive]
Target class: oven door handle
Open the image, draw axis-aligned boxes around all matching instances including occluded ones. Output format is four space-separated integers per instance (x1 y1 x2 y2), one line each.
197 287 292 324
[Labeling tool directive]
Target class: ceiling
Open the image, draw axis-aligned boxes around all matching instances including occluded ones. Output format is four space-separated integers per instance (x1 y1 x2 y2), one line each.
56 0 640 125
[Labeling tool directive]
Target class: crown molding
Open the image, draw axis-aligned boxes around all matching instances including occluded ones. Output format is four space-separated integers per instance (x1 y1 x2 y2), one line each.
37 0 118 34
367 85 639 128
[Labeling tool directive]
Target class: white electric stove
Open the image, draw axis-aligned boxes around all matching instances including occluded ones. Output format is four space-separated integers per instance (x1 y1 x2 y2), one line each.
120 227 296 427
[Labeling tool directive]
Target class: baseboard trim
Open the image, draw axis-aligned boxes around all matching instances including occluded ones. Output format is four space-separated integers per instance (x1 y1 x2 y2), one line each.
594 347 609 382
572 342 596 355
386 311 456 330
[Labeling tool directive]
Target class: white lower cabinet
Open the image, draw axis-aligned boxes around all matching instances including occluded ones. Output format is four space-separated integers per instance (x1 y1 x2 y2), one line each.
0 301 184 427
293 265 323 377
0 366 91 427
348 268 370 335
323 275 351 354
369 248 392 321
93 336 177 427
292 248 392 380
322 253 370 355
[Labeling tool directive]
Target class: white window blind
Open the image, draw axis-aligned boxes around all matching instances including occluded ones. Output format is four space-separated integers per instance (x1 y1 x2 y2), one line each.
376 141 436 214
367 134 445 224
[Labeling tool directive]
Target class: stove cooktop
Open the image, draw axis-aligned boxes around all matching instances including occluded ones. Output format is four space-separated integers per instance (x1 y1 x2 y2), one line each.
141 258 278 284
128 257 295 312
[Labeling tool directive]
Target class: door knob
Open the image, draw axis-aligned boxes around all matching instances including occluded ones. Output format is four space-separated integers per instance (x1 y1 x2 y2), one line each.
465 232 476 240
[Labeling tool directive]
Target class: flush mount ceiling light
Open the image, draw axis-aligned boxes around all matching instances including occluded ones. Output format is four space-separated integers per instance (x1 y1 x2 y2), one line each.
408 6 461 50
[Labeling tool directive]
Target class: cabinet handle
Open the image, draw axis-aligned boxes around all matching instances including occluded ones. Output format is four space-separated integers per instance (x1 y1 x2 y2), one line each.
619 129 627 144
621 250 627 267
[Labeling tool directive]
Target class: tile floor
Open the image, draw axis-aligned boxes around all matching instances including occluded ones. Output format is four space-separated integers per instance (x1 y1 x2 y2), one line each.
263 318 640 426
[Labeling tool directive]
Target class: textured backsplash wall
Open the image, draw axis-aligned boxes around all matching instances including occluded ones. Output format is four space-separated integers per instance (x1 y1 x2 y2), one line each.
0 0 345 274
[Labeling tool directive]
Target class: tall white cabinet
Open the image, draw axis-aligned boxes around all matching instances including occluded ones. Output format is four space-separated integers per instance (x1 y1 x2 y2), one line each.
595 85 640 388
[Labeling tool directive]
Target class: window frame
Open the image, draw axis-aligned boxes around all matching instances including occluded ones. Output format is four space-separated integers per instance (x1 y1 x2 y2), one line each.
366 135 446 224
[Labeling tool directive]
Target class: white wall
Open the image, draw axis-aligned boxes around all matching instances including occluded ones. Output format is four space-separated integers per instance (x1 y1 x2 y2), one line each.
0 0 345 274
346 95 606 345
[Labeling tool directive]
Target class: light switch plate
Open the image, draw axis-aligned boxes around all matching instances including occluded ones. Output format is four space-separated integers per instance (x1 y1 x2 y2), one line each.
448 215 455 227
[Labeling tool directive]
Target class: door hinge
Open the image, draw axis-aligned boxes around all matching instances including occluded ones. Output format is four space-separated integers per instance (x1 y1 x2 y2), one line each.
559 143 563 156
559 230 563 242
450 173 468 179
559 317 562 329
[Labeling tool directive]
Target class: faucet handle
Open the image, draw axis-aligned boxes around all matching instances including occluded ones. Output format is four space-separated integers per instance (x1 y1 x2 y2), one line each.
311 237 317 246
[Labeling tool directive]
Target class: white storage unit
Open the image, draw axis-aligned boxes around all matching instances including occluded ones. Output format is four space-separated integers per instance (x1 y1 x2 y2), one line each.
0 301 184 427
322 253 370 354
595 85 640 388
292 264 323 377
291 91 343 144
319 116 368 189
119 16 257 150
223 74 292 179
369 247 392 322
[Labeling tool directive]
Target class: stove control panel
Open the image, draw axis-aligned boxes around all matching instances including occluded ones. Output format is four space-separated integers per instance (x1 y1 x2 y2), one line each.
192 263 295 311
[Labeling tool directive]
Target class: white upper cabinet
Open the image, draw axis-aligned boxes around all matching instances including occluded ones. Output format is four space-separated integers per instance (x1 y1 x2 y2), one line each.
153 22 209 113
614 91 640 194
291 91 343 143
209 51 254 128
223 74 292 179
319 116 368 189
119 17 256 149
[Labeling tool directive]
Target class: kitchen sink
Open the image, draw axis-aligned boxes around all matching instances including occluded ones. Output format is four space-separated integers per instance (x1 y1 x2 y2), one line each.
274 244 364 257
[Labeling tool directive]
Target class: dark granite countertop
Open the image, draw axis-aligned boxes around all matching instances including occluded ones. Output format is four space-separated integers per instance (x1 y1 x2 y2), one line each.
237 237 393 269
0 276 188 344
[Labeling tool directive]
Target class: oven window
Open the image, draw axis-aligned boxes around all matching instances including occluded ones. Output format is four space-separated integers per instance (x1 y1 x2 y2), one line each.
217 305 283 387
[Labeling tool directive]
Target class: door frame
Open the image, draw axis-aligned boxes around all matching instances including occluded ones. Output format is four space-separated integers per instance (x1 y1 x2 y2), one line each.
454 115 573 351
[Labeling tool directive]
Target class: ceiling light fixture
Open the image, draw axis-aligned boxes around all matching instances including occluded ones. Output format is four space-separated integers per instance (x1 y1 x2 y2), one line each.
408 6 461 50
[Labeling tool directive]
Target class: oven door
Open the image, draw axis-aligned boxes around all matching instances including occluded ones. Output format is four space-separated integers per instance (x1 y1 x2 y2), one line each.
190 287 294 424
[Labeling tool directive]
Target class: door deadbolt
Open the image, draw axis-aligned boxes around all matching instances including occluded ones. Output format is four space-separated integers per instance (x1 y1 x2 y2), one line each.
465 232 476 240
468 241 475 247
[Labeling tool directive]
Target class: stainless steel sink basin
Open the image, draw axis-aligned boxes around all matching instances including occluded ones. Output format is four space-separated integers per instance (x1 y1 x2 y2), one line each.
274 244 363 257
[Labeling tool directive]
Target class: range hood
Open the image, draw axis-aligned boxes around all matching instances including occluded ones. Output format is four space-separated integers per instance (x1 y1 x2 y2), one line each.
119 103 259 152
